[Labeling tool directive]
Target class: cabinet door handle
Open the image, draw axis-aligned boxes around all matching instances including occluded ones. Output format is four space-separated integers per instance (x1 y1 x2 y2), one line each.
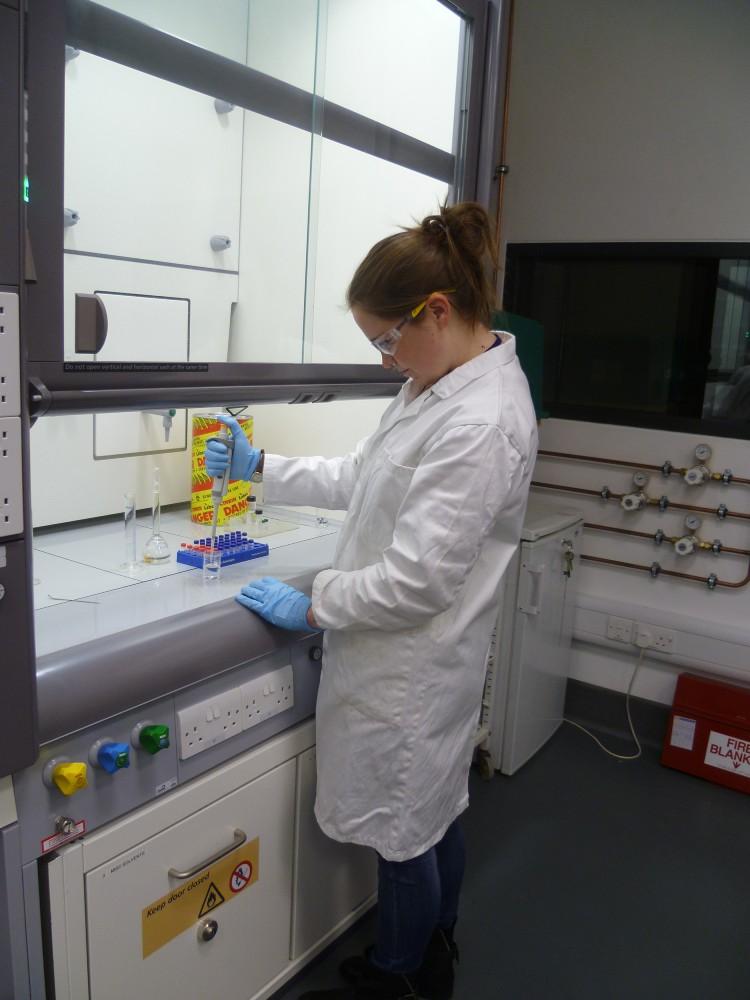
168 828 247 880
518 564 544 616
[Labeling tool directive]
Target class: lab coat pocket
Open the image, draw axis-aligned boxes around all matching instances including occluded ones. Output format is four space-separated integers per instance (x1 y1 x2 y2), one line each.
358 454 416 550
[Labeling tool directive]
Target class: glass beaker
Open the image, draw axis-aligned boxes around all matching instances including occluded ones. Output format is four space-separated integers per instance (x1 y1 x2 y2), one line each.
202 547 222 583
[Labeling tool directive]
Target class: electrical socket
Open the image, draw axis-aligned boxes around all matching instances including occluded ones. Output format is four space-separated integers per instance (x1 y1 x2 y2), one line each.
0 419 23 537
0 294 22 539
177 689 243 760
606 615 634 643
634 622 674 652
0 293 20 417
240 664 294 731
176 664 295 759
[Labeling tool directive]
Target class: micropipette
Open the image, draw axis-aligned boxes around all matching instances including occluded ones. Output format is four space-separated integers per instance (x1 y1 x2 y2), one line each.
209 421 234 552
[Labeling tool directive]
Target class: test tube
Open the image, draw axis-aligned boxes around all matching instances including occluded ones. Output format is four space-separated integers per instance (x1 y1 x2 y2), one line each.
122 492 139 571
202 546 222 583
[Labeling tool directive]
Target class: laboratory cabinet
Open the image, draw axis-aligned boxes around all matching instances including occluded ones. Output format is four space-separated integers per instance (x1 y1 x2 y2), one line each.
482 499 584 774
292 746 377 959
46 724 376 1000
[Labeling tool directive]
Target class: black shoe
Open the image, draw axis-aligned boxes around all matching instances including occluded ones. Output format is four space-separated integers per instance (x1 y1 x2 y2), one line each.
338 927 459 1000
299 965 417 999
416 927 459 1000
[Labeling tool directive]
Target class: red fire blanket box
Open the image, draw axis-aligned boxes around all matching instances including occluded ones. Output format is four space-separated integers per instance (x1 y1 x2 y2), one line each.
661 673 750 794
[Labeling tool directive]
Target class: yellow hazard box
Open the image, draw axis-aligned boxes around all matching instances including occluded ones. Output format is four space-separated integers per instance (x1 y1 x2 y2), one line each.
191 413 253 526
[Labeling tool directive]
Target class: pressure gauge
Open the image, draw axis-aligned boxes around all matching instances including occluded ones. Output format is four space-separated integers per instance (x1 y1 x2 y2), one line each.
694 443 712 463
685 514 702 533
632 471 649 488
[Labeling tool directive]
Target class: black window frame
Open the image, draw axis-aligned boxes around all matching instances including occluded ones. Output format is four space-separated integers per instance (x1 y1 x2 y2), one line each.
504 241 750 442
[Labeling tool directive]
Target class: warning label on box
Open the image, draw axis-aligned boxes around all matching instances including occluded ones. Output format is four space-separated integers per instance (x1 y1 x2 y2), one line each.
141 837 259 958
670 715 696 751
704 731 750 778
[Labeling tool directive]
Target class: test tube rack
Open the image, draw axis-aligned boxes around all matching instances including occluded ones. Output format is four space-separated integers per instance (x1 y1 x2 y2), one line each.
176 532 270 569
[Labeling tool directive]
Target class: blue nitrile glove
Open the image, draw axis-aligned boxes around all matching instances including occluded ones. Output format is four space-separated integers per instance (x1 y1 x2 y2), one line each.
204 414 261 481
236 577 314 632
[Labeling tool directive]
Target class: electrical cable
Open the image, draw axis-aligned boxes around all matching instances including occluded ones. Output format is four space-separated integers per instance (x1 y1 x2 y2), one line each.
563 648 644 761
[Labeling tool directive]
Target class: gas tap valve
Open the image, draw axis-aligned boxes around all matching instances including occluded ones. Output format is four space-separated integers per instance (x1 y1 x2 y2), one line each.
674 535 697 556
711 539 723 555
683 465 710 486
654 529 665 546
621 491 647 512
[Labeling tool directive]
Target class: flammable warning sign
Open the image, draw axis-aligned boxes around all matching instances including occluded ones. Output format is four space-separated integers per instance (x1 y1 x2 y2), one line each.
142 838 259 958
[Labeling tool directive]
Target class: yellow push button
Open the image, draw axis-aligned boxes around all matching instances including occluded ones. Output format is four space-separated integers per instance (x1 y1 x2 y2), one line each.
52 762 88 796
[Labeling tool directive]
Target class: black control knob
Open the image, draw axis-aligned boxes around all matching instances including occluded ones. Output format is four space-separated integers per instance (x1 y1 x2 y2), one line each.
309 646 323 662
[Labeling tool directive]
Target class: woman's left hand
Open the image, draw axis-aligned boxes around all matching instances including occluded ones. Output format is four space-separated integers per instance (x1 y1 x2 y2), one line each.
236 577 316 631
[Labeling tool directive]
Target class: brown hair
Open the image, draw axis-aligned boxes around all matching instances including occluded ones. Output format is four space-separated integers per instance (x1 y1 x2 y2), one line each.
346 201 498 328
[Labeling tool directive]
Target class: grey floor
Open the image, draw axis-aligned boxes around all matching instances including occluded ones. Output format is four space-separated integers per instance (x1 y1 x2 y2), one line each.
272 695 750 1000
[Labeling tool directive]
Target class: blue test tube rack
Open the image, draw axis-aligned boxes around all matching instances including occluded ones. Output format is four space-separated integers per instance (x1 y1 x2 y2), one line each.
176 531 269 569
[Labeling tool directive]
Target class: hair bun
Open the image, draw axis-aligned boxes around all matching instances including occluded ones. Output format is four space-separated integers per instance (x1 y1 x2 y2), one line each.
421 214 448 241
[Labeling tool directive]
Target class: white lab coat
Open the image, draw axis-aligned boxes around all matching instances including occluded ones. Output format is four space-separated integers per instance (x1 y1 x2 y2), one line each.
264 333 538 861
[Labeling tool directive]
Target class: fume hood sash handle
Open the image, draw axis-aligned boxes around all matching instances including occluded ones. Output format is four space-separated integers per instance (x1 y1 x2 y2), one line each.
168 828 247 880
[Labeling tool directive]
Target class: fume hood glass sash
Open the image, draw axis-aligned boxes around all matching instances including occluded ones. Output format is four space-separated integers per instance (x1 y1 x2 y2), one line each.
24 0 489 399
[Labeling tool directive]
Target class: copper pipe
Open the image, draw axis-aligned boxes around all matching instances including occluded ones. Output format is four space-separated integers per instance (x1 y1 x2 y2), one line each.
582 521 750 558
532 481 750 520
538 448 750 487
647 497 750 520
538 450 663 472
534 481 615 499
581 554 750 589
584 522 654 541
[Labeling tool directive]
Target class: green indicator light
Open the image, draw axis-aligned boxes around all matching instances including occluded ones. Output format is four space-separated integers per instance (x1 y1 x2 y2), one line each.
23 176 30 203
115 751 129 769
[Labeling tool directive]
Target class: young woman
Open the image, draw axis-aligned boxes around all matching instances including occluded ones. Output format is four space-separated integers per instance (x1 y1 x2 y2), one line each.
206 202 538 1000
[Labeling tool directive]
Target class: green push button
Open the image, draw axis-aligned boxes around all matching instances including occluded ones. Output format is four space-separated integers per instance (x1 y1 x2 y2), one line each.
140 724 170 754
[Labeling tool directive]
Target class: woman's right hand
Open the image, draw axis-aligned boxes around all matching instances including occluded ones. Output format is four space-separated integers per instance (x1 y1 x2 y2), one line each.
205 414 262 481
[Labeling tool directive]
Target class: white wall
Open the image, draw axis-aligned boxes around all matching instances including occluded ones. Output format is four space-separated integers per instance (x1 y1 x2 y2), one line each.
503 0 750 702
502 0 750 245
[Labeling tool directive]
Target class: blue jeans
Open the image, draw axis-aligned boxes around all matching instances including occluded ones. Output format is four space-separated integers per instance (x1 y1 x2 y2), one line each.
372 818 465 975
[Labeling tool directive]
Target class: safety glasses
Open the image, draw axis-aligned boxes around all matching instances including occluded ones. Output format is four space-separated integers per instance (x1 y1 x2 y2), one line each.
368 290 455 356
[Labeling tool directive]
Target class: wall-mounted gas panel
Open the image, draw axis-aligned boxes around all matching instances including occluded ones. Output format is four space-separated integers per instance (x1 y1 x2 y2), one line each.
12 637 323 866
